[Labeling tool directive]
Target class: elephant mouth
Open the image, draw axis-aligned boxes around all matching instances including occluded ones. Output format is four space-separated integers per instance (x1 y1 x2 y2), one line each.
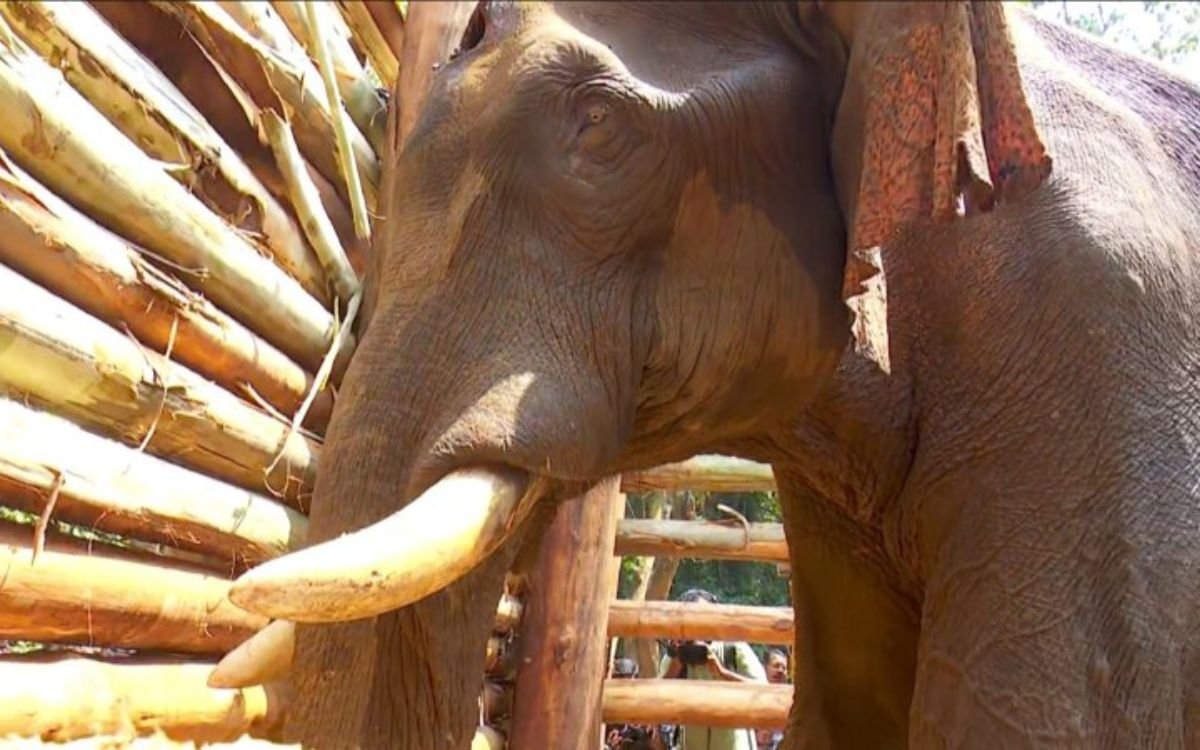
226 464 538 623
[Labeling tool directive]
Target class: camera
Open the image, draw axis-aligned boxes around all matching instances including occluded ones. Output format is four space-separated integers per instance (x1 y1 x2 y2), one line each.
668 639 711 666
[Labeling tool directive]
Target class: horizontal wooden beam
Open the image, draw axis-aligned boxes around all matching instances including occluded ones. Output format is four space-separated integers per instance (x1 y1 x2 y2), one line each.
607 600 794 646
0 522 264 655
602 679 791 728
620 455 775 493
0 655 283 743
614 519 788 562
0 397 305 566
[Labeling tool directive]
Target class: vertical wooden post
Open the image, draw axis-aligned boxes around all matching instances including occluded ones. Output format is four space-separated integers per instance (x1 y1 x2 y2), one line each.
507 477 625 749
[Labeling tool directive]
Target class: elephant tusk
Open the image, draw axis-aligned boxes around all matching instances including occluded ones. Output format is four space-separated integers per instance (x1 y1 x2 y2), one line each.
207 619 295 689
227 466 531 622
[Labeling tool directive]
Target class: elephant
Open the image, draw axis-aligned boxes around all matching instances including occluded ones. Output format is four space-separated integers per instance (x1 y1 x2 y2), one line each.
227 1 1200 748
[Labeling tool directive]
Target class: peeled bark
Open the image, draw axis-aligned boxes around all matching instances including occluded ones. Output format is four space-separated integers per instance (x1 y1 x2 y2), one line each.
0 521 266 655
0 153 332 431
621 455 776 493
608 600 794 645
0 0 331 307
336 1 400 90
602 679 792 728
0 397 305 565
218 1 387 158
0 264 318 508
0 656 284 743
89 1 368 279
615 519 789 562
154 1 380 213
508 479 624 750
0 15 337 371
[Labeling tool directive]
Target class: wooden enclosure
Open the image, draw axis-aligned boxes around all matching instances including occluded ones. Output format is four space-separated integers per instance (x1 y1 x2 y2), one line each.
0 1 794 747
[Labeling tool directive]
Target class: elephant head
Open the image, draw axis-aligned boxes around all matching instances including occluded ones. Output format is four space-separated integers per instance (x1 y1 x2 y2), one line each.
227 2 1051 746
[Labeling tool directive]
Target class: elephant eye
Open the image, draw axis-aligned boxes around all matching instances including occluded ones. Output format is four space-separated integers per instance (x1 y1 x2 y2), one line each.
450 2 488 61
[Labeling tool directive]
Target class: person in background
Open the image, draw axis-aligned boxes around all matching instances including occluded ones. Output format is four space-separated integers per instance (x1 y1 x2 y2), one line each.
756 649 790 750
659 589 766 750
605 658 670 750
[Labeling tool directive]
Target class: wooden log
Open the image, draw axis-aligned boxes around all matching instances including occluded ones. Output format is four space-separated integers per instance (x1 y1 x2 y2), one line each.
89 2 368 280
0 0 332 308
0 152 332 431
0 656 284 743
0 397 305 565
620 455 776 493
155 1 380 214
361 0 406 63
394 1 477 150
0 521 266 655
508 480 624 750
218 1 386 157
607 600 794 646
614 519 788 563
337 1 400 90
0 16 338 372
0 264 318 508
602 679 792 729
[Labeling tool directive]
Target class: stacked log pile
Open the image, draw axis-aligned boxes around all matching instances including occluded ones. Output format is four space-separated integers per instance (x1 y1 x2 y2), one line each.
0 1 394 745
0 0 785 745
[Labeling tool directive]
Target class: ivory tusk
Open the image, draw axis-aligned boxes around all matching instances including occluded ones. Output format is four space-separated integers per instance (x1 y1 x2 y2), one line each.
207 619 295 689
227 466 530 622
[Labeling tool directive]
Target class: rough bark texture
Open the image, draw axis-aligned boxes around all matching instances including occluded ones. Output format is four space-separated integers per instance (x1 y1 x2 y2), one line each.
602 679 792 728
615 519 788 562
0 397 304 566
0 655 284 743
0 521 264 655
508 479 624 750
608 600 794 645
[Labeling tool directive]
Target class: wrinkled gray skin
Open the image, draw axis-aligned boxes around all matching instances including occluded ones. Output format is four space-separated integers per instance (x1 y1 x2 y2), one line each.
287 2 1200 748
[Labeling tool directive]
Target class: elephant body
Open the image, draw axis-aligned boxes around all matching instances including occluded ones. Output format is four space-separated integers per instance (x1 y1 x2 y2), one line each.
264 3 1200 748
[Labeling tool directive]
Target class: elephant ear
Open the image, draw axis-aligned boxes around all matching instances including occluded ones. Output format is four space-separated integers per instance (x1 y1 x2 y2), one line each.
840 1 1053 302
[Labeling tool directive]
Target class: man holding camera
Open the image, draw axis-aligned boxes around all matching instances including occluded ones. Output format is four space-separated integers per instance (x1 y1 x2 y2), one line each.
657 589 767 750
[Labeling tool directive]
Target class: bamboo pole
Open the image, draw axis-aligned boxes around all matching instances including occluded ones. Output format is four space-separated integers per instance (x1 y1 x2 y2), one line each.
508 481 624 750
493 594 524 635
261 110 359 304
88 2 369 279
0 0 332 308
620 455 776 493
0 397 305 565
154 1 380 213
336 1 400 90
0 153 333 431
607 600 794 646
0 264 319 508
614 519 789 562
0 521 266 655
0 656 284 743
602 679 792 729
472 726 505 750
218 1 387 157
0 16 339 372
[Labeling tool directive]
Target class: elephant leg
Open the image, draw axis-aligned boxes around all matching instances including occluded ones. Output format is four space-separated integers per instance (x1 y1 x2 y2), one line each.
776 471 920 750
283 508 552 750
907 457 1200 748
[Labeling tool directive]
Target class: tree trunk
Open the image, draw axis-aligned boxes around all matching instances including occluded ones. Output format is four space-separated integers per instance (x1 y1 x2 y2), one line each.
508 479 624 750
629 493 690 677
